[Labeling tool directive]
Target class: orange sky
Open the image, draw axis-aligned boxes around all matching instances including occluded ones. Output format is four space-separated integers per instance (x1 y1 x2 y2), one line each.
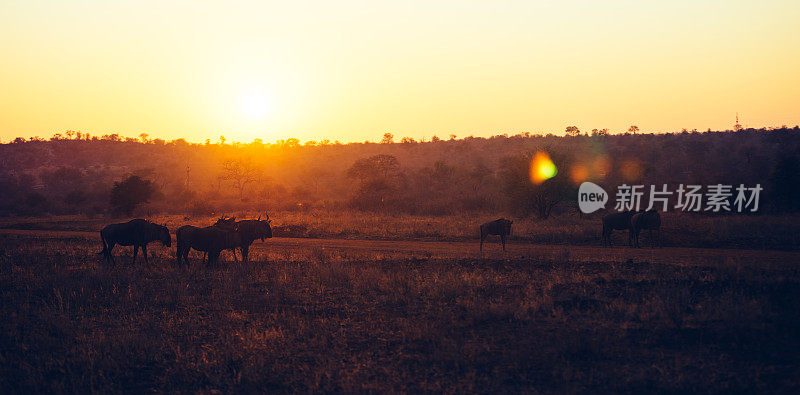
1 1 799 143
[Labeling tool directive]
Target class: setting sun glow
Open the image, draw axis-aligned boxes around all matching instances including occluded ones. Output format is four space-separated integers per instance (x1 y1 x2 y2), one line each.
0 1 798 143
240 90 272 120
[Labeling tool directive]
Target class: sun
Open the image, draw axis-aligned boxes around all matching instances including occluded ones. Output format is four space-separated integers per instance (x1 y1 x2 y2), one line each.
240 90 273 119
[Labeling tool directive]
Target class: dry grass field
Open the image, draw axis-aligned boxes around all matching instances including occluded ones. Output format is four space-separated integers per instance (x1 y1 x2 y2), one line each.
3 209 799 249
2 225 799 392
3 0 799 391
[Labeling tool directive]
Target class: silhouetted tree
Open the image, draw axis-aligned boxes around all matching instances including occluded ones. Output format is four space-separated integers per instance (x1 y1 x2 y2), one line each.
110 175 154 216
222 158 260 200
284 138 300 148
628 125 639 134
347 155 400 210
501 151 574 219
381 133 394 144
347 155 399 181
565 126 581 136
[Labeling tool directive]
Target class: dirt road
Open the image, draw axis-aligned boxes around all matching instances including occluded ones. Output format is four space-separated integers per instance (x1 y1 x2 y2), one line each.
2 228 798 266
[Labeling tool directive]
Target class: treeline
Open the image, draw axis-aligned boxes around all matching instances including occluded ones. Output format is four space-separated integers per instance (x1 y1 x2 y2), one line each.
0 127 798 217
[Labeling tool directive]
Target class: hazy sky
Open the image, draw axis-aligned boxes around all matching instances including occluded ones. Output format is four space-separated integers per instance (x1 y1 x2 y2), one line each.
1 0 799 143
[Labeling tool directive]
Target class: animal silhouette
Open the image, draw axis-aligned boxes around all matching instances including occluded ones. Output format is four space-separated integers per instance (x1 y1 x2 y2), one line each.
176 221 240 267
601 210 638 247
631 209 661 248
99 219 170 265
480 218 513 252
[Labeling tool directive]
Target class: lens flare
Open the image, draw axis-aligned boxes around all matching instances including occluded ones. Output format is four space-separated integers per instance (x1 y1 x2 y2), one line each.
530 151 557 184
592 156 611 178
570 164 589 184
620 159 643 181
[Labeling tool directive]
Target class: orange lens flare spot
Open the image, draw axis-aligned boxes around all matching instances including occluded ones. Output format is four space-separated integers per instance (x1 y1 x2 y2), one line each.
620 159 643 181
529 151 557 185
592 156 611 178
570 164 589 184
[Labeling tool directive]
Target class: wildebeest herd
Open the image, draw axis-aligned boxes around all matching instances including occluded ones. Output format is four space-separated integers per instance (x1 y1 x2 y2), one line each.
99 210 660 265
479 210 661 251
601 208 661 248
100 215 272 266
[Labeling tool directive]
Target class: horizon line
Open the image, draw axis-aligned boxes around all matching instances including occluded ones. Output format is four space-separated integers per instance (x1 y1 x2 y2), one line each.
3 124 799 146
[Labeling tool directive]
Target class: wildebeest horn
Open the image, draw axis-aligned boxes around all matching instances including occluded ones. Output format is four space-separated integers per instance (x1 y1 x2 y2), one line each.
257 215 261 220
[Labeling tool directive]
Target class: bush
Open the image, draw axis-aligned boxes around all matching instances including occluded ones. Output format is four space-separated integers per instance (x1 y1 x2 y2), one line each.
110 175 154 216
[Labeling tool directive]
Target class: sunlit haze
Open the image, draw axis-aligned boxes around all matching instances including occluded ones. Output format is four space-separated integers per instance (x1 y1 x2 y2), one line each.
1 0 798 143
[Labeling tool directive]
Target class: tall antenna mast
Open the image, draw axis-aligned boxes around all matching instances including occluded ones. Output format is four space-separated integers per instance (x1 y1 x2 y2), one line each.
734 112 743 131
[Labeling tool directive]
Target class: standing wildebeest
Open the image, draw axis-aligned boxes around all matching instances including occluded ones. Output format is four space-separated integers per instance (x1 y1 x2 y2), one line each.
601 210 638 247
480 218 513 252
210 215 273 262
99 219 171 265
631 209 661 248
176 223 240 267
233 215 273 262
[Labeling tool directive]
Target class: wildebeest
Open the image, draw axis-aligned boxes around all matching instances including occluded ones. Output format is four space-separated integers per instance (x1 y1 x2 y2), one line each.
210 215 273 262
232 215 273 262
480 218 513 252
212 216 241 262
601 210 638 247
631 209 661 248
176 220 240 267
99 219 171 265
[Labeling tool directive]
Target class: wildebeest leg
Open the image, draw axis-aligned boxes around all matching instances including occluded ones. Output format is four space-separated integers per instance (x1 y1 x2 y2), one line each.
176 244 184 267
649 229 653 248
242 245 250 263
142 243 148 265
132 245 138 266
501 234 506 251
106 240 116 265
480 232 485 252
182 248 191 268
209 250 221 266
232 248 238 263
